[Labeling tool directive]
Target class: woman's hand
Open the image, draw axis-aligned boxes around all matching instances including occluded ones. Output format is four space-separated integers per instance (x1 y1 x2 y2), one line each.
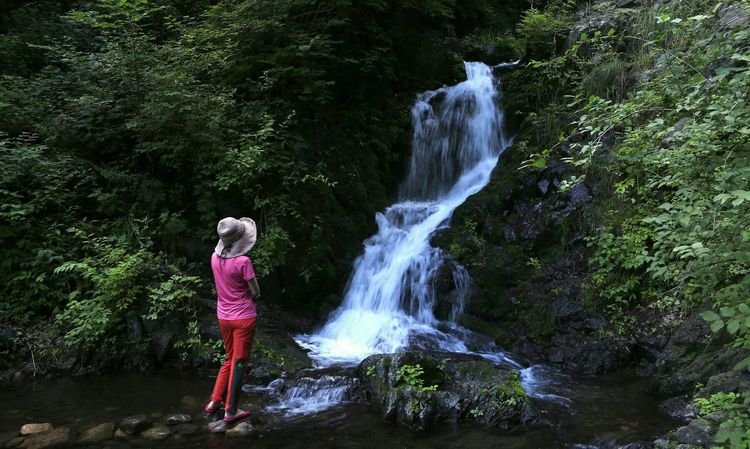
247 278 261 300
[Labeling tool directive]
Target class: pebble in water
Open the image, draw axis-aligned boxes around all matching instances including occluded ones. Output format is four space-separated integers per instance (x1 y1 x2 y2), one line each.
165 413 192 425
20 424 52 436
22 427 73 449
207 421 227 434
118 415 152 434
140 425 171 441
5 437 24 449
226 422 254 437
78 422 115 444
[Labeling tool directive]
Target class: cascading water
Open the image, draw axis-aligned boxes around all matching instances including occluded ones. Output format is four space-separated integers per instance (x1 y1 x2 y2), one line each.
295 62 510 365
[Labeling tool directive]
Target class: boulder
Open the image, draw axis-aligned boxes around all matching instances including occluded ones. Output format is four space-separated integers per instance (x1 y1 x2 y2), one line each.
359 351 530 431
165 413 192 425
19 425 52 436
671 418 715 447
140 426 171 441
118 415 152 434
22 428 74 449
77 423 114 444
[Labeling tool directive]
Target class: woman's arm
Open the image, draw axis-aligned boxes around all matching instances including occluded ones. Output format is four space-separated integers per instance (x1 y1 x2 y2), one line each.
248 277 260 300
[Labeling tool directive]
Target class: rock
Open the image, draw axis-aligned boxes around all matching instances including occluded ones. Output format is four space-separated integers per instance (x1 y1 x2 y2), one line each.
113 429 127 440
359 351 530 431
225 422 255 437
171 424 199 436
0 433 17 447
719 4 749 29
22 428 74 449
653 438 669 449
675 445 700 449
12 371 23 382
207 421 226 433
140 425 171 441
126 315 143 343
696 370 750 397
118 415 152 434
617 443 651 449
20 424 52 436
660 397 696 420
165 413 192 425
78 422 114 444
672 418 714 446
4 437 23 449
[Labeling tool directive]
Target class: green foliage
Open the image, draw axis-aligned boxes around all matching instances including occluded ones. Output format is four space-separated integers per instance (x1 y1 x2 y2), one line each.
1 0 527 343
516 7 569 59
694 391 750 449
513 0 750 336
395 363 438 392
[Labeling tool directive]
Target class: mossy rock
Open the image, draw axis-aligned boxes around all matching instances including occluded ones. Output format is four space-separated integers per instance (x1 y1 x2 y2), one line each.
358 351 531 431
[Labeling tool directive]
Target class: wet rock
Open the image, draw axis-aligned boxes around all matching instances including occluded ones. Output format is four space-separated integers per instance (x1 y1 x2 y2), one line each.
226 422 255 437
140 425 171 441
672 418 714 446
171 424 199 435
0 433 17 447
22 427 74 449
660 397 696 420
20 424 52 436
165 413 192 425
359 351 530 431
118 415 152 434
207 421 226 433
4 437 23 449
113 429 127 440
78 422 114 444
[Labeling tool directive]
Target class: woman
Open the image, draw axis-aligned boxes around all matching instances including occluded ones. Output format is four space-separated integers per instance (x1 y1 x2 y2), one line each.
204 217 261 423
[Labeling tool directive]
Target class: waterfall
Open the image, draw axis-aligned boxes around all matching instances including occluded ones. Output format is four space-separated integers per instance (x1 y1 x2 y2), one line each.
295 62 510 366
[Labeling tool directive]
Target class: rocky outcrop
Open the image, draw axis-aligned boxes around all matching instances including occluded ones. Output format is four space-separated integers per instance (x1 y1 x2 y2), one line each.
358 351 531 431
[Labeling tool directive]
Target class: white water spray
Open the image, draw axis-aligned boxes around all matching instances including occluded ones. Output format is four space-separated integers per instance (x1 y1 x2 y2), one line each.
296 62 510 366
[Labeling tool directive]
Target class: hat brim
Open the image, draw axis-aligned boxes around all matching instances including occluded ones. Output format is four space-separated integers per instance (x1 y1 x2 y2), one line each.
214 217 257 258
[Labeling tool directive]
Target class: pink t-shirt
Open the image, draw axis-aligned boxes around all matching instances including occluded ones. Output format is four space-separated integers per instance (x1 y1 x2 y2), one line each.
211 253 257 320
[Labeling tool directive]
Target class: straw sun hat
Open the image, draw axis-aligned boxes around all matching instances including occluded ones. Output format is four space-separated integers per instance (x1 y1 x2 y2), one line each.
214 217 257 258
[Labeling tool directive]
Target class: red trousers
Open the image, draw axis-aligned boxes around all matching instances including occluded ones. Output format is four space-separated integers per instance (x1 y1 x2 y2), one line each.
210 317 256 414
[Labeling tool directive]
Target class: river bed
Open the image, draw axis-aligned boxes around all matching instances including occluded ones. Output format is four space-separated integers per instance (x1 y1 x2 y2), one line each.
0 371 679 449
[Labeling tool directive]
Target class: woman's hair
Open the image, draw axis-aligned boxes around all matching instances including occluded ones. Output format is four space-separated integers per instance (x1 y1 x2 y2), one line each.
219 242 232 262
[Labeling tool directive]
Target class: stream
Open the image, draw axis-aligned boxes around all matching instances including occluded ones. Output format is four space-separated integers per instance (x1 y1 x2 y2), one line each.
0 371 678 448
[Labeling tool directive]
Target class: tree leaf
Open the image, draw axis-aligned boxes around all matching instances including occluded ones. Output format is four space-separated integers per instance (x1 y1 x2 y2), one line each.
700 310 721 321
